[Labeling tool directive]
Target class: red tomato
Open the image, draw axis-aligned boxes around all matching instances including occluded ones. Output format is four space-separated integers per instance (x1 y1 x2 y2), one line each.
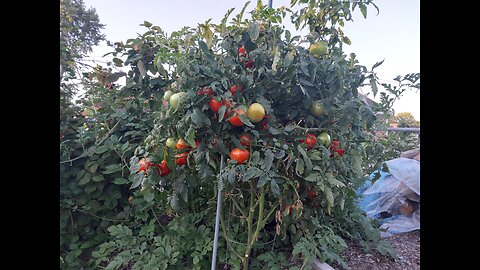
238 46 246 54
229 109 246 127
306 190 318 199
175 153 188 166
244 60 254 69
176 138 191 150
137 158 149 172
202 87 214 96
209 98 222 113
330 140 340 149
259 120 268 130
330 148 345 158
230 85 243 95
239 134 252 146
230 148 250 164
222 99 233 108
305 134 316 149
156 159 171 176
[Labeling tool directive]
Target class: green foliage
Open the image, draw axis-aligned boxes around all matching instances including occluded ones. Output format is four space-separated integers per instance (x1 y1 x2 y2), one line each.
59 0 416 269
91 212 215 270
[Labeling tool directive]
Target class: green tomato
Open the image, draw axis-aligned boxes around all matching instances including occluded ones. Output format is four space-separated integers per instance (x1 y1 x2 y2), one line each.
310 100 326 116
163 90 173 101
318 132 331 147
309 41 328 57
169 92 187 111
166 138 176 149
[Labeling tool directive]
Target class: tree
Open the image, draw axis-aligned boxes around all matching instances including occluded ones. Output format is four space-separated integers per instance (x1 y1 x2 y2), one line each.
392 112 420 128
60 0 105 104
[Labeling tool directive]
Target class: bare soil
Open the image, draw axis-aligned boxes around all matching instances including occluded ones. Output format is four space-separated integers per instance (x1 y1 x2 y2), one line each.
332 230 420 270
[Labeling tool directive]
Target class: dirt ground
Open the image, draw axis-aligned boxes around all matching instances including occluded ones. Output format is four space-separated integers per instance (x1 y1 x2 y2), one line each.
332 230 420 270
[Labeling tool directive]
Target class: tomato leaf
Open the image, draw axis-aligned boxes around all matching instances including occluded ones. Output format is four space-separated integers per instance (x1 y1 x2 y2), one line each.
216 139 231 157
191 108 205 127
256 176 268 187
85 184 97 194
143 190 154 202
198 40 210 56
130 173 144 189
141 21 152 28
256 96 272 115
92 175 104 182
297 145 312 174
78 173 91 185
359 3 367 18
270 179 280 197
230 135 245 150
268 126 282 135
305 172 320 183
170 194 179 212
325 186 334 215
326 173 345 188
113 178 128 185
248 22 260 41
250 151 260 165
137 60 147 77
238 114 255 127
95 145 109 154
185 127 196 148
370 77 378 97
218 105 227 122
372 59 385 71
295 158 304 175
284 124 296 132
274 150 285 159
262 149 274 172
244 167 258 182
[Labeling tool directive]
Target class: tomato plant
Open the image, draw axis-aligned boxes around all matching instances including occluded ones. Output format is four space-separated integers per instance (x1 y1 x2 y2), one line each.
60 0 407 269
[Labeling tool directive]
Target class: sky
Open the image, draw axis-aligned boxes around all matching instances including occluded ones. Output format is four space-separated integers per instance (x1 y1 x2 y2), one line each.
82 0 420 120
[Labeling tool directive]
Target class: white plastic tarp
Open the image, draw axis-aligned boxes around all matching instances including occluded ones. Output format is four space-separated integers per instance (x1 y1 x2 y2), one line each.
358 158 420 236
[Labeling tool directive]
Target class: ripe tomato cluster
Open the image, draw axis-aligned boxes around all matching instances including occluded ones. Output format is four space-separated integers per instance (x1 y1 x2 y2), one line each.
137 158 171 177
238 45 254 69
329 140 345 157
175 138 193 166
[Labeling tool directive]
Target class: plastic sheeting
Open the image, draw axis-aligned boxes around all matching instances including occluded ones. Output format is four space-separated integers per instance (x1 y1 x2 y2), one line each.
357 158 420 236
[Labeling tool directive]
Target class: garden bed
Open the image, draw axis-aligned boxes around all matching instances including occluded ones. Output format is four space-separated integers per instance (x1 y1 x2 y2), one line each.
332 230 420 270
